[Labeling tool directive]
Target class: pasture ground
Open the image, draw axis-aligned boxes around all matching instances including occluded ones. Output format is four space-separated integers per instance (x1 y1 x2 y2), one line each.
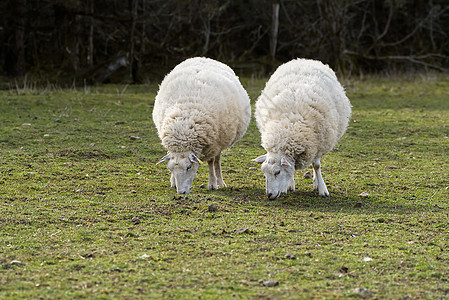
1 76 448 299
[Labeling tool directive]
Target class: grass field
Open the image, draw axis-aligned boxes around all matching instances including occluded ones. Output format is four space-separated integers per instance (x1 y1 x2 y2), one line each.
1 76 448 299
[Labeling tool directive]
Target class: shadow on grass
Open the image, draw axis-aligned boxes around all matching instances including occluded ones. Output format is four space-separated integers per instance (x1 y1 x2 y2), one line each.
207 186 439 216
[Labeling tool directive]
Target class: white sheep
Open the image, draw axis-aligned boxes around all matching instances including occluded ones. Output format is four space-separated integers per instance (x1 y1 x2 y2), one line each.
252 58 351 199
153 57 251 194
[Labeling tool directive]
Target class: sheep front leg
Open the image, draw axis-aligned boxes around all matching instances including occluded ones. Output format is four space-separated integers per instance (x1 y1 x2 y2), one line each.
208 159 218 190
312 159 330 197
288 177 295 192
170 173 176 189
213 153 226 188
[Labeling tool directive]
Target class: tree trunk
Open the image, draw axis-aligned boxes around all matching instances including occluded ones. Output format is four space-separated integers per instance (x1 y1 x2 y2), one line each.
129 0 139 83
270 3 280 60
6 0 26 76
71 15 81 71
87 0 94 68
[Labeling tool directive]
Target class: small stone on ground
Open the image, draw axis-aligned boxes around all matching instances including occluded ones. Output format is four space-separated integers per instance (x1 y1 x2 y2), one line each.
262 280 279 287
208 204 218 212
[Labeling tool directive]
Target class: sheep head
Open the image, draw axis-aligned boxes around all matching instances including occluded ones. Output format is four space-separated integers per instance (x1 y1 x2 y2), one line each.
157 152 201 194
252 152 295 200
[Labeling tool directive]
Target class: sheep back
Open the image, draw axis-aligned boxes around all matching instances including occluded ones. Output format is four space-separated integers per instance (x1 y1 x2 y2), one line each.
255 58 351 169
153 57 251 161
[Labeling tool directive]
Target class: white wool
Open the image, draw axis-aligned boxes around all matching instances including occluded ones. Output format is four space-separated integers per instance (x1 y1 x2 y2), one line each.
255 58 351 169
153 57 251 193
153 57 251 160
254 58 351 198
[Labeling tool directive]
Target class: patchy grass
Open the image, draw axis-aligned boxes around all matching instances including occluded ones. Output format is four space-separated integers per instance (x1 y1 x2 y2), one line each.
1 77 448 299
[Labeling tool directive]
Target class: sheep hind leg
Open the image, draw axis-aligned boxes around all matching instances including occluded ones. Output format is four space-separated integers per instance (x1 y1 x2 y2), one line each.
312 159 330 197
213 153 226 188
208 158 218 190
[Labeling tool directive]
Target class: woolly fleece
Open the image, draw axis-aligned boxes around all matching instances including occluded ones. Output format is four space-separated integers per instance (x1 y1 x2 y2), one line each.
255 58 352 169
153 57 251 161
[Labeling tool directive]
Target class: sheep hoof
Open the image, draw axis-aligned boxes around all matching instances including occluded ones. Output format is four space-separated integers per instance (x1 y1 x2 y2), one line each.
217 182 227 188
208 184 218 190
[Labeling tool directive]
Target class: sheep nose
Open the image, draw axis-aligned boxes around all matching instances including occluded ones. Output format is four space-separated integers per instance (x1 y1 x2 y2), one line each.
179 191 187 195
267 191 279 200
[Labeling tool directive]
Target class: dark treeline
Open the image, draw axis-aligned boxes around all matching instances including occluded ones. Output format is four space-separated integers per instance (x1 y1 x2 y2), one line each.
2 0 449 83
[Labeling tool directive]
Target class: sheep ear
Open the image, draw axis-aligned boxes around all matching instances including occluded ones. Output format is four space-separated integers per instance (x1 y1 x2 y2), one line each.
251 155 266 164
189 153 202 164
281 157 292 167
156 154 170 165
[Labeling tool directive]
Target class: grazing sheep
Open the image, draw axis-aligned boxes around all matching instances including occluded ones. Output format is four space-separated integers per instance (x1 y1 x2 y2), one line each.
252 58 351 199
153 57 251 194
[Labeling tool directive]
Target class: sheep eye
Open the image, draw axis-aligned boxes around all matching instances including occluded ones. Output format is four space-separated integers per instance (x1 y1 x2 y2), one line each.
274 170 281 176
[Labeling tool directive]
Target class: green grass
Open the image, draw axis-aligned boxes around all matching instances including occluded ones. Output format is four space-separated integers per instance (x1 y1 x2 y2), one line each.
1 77 449 299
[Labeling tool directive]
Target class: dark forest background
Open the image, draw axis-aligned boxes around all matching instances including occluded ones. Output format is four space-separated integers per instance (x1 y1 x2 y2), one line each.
2 0 449 84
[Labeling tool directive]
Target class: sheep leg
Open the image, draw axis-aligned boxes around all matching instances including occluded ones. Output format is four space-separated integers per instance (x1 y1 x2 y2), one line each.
208 159 218 190
213 153 226 188
288 177 295 192
170 173 176 189
312 159 330 197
